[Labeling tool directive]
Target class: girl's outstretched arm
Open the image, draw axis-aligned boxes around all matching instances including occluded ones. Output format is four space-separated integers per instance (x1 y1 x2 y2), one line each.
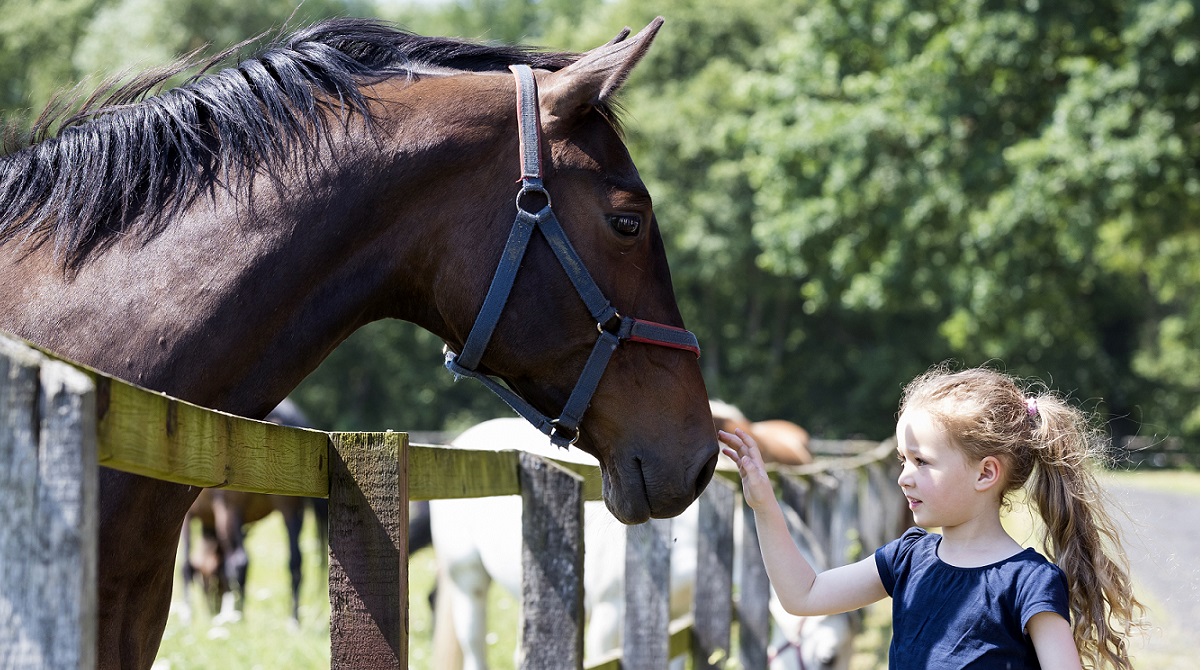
719 429 888 616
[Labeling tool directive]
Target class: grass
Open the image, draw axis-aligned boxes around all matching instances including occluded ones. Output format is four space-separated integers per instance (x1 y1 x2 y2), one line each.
154 467 1198 669
1098 467 1200 495
153 509 332 670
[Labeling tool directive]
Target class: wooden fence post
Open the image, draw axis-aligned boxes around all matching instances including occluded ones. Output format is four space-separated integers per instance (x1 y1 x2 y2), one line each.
0 336 97 670
328 431 408 670
830 470 861 565
623 517 672 668
519 452 584 670
693 477 736 669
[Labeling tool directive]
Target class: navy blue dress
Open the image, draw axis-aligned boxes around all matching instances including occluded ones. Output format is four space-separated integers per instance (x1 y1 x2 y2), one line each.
874 527 1071 669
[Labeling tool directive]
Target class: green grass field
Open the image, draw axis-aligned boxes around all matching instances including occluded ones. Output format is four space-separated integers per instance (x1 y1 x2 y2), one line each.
153 468 1198 669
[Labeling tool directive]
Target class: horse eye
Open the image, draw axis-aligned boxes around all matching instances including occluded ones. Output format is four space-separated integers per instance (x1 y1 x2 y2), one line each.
607 214 641 237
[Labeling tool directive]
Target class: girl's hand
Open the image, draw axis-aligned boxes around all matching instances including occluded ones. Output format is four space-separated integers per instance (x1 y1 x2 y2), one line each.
718 428 775 510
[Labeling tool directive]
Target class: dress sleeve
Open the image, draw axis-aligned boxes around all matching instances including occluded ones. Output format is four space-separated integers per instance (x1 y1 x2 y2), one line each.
874 527 926 597
1018 561 1071 631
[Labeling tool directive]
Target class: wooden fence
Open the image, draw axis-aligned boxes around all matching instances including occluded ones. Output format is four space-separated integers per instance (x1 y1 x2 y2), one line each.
0 331 907 669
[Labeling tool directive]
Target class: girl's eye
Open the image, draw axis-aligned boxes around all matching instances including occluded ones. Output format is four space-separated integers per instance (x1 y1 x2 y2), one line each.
607 214 641 237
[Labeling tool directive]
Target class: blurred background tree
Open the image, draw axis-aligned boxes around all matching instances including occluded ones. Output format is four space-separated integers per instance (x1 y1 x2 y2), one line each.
2 0 1195 446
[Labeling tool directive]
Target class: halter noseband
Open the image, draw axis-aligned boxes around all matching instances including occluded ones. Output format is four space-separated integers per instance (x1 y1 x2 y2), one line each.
443 64 700 447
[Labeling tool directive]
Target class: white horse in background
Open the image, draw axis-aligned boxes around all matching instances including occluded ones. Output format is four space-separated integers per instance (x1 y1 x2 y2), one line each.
428 418 855 670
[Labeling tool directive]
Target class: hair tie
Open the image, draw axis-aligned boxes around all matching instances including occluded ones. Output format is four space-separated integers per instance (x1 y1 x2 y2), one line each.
1026 397 1039 418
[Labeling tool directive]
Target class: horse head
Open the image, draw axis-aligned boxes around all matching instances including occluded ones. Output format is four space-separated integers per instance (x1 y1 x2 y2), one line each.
373 20 716 522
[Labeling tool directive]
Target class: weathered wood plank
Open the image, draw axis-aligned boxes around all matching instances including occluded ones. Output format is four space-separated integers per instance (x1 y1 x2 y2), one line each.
95 376 329 496
738 498 771 670
0 336 41 668
329 432 407 670
408 444 603 501
8 332 329 496
519 452 584 670
693 477 735 669
829 470 861 565
0 336 97 670
37 360 98 670
408 445 519 500
623 517 672 669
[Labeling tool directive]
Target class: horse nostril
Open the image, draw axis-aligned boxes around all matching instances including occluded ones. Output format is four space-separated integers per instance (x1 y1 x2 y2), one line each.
694 451 718 499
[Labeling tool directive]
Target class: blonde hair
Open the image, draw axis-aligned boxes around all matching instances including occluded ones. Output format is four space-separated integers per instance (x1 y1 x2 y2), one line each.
899 363 1145 670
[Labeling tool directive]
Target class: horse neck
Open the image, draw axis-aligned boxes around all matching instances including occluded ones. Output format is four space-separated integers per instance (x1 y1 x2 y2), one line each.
1 201 379 415
0 76 516 417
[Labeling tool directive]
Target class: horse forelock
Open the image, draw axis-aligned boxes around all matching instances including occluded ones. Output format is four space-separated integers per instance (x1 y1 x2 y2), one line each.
0 17 596 267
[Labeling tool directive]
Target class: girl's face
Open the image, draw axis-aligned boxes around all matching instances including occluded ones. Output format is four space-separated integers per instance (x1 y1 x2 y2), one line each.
894 408 982 529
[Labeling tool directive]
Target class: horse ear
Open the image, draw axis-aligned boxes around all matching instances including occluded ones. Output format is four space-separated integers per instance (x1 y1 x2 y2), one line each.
539 17 663 131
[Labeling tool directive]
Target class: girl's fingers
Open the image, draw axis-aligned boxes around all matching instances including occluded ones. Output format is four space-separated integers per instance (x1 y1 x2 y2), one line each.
717 429 741 448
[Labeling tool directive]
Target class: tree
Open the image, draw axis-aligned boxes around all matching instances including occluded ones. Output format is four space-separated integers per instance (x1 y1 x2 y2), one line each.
730 0 1198 438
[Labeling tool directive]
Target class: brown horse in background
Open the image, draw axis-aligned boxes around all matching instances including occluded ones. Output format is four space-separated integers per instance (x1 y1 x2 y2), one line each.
0 18 716 668
710 399 813 465
179 399 327 624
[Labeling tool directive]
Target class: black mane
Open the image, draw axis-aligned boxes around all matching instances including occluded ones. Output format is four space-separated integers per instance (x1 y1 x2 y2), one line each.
0 17 580 265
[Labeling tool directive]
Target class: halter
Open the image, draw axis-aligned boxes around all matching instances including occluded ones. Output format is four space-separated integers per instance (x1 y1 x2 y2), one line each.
444 64 700 447
768 616 810 670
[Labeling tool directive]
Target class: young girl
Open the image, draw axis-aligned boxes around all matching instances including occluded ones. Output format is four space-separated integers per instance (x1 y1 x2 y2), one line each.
720 364 1144 669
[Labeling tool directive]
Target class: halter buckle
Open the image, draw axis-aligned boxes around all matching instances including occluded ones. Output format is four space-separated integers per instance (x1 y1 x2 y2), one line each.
549 419 581 446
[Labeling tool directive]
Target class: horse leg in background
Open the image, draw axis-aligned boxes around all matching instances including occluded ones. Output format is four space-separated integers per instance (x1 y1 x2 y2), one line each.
408 500 432 555
211 491 247 623
280 499 305 624
200 526 228 616
177 514 195 625
433 556 492 670
430 495 524 670
430 569 465 670
309 497 329 569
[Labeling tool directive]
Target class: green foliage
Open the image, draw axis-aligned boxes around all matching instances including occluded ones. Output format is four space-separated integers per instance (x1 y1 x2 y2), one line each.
289 321 512 432
3 0 1195 444
613 0 1198 440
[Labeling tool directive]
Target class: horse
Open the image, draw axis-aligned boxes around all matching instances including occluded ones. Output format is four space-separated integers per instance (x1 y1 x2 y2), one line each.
0 18 717 668
178 398 328 625
428 418 854 670
710 400 814 465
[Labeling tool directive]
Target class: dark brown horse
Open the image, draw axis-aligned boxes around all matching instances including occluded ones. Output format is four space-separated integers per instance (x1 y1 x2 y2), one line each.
0 18 716 668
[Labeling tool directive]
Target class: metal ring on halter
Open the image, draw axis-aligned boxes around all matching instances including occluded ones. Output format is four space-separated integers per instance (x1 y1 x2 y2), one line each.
550 419 581 445
515 183 552 214
597 311 623 334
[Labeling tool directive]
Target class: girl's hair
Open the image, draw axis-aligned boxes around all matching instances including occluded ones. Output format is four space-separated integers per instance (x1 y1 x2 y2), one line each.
899 363 1145 670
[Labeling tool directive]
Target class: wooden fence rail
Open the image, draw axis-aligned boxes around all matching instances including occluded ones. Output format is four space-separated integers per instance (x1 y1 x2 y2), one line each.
0 331 906 669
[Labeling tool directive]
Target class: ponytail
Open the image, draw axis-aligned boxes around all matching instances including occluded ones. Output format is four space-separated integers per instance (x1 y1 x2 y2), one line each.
1026 393 1145 670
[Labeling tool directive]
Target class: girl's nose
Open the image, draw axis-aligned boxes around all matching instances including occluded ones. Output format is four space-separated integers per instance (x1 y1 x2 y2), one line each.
896 462 913 488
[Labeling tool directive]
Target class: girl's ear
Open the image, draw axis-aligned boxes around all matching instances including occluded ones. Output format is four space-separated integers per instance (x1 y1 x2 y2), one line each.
975 455 1004 492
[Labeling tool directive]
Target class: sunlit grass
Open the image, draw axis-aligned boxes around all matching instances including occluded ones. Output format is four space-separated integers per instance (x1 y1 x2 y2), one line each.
1099 467 1200 495
154 507 332 670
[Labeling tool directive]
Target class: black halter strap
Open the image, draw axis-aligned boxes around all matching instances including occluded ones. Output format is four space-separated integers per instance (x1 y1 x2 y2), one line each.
444 64 700 447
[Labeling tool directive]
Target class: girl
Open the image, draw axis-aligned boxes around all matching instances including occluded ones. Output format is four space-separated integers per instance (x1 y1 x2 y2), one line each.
720 364 1144 669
